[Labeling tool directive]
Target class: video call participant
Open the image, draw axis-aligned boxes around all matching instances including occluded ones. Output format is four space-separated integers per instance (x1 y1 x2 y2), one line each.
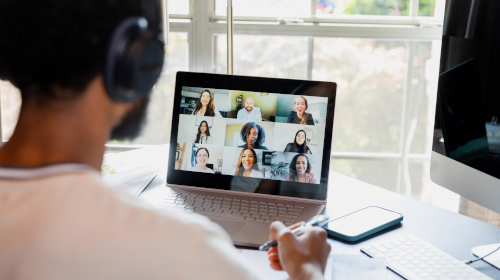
192 89 223 117
190 147 215 173
287 96 315 125
193 120 212 144
232 148 264 178
0 1 330 279
286 154 318 184
239 122 268 150
237 97 262 121
284 130 312 154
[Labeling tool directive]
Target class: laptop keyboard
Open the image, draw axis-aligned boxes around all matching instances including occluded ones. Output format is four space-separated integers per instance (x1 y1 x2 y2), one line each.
158 191 303 226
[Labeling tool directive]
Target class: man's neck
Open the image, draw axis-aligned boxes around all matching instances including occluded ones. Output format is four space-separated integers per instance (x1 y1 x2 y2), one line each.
0 79 120 170
0 107 107 170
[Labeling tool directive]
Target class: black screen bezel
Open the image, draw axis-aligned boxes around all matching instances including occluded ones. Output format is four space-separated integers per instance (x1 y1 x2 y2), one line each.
167 71 337 201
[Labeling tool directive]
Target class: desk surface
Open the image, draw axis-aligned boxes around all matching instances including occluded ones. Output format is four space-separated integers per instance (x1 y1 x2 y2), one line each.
135 147 500 279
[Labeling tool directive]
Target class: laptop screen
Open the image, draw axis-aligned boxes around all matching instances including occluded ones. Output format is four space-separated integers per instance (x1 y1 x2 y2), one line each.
168 72 336 200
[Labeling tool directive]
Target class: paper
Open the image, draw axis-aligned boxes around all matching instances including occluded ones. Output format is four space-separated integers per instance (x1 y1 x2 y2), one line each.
102 170 158 197
330 254 386 280
118 172 158 197
239 250 386 280
239 249 333 280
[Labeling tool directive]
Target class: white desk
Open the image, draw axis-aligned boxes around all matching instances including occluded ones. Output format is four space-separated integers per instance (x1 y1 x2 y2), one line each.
119 145 500 279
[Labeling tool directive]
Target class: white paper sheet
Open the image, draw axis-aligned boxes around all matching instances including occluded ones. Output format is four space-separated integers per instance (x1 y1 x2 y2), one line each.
239 250 386 280
239 249 333 280
330 254 386 280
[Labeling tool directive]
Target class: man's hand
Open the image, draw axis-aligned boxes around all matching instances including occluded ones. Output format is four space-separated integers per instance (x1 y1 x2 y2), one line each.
267 221 331 280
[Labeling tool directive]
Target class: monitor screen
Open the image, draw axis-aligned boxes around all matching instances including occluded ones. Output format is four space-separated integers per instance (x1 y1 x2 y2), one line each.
168 72 336 200
430 0 500 214
433 0 500 179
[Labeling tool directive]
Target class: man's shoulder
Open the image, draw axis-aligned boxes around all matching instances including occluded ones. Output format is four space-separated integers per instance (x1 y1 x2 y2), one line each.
1 171 225 238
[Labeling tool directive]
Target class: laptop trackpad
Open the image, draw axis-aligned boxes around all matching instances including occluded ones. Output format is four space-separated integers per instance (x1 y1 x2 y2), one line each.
211 219 245 236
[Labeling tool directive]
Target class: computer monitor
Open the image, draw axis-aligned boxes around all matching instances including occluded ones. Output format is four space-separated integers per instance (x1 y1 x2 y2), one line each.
431 0 500 214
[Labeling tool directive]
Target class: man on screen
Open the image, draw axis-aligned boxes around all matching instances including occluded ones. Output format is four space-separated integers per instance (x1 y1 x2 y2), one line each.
237 97 262 121
0 1 330 279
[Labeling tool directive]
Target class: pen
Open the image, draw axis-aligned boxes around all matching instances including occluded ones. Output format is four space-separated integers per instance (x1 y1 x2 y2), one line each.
258 214 330 251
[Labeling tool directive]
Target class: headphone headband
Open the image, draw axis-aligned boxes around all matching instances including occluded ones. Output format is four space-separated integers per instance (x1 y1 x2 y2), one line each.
104 0 165 103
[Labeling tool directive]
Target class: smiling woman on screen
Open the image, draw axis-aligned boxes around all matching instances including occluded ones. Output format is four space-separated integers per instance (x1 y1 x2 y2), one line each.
192 120 212 144
286 153 317 184
287 96 315 125
190 147 215 173
231 148 264 178
284 130 311 154
192 90 222 117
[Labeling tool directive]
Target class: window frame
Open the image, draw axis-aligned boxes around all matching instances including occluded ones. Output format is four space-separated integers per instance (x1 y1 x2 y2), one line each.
0 0 442 196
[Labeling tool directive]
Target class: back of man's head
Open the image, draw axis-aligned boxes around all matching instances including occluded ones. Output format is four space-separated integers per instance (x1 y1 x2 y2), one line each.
0 0 147 105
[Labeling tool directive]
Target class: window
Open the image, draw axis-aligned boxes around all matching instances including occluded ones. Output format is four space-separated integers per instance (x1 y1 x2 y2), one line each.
0 0 458 212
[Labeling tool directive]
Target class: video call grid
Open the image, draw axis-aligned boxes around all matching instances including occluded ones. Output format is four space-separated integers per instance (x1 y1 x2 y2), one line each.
175 86 329 185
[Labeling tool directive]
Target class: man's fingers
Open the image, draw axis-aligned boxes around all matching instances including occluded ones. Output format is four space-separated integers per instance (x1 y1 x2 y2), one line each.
268 251 279 262
289 222 303 230
270 261 284 271
267 246 279 262
269 221 287 240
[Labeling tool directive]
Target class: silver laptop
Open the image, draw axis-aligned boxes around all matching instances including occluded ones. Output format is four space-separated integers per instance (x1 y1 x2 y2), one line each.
163 72 337 247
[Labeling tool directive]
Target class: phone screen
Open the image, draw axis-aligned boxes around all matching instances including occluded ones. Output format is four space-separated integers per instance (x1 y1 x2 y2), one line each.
323 207 402 237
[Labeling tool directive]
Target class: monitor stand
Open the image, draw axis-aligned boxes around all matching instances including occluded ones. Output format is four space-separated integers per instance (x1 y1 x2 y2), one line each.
472 243 500 269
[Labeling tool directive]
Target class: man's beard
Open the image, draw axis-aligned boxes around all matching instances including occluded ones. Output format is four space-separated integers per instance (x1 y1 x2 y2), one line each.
246 106 253 112
110 96 150 141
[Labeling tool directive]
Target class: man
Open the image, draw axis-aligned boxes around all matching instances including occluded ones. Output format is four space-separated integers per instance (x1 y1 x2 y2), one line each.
237 97 262 121
0 1 330 280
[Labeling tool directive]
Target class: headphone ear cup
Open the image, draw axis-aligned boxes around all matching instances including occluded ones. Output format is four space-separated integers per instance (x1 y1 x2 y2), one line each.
105 17 164 103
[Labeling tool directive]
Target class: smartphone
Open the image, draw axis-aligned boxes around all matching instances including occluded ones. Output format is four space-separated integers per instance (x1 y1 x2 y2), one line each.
322 206 403 242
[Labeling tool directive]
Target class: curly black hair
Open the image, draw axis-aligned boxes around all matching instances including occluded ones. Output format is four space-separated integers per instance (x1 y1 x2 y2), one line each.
0 0 154 104
240 122 265 146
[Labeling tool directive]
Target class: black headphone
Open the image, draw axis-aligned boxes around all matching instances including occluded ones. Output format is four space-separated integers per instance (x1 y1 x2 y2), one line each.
104 0 165 103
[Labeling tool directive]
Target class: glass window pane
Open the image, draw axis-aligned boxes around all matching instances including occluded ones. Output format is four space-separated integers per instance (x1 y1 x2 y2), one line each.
330 159 400 192
169 0 190 15
111 32 189 145
313 38 408 153
409 41 441 154
418 0 435 16
215 35 309 79
0 81 21 141
316 0 410 16
215 0 313 17
409 162 460 212
419 0 445 17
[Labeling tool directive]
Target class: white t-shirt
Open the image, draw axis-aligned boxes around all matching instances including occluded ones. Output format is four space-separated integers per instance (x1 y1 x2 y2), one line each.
230 168 264 179
0 164 259 280
190 166 216 173
192 133 213 144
